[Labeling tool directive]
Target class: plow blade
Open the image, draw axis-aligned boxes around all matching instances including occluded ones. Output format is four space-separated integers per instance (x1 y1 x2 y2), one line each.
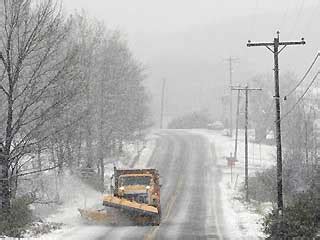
78 208 115 223
103 195 159 217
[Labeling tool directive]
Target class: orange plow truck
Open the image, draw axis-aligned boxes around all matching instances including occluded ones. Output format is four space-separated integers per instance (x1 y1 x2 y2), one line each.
79 167 161 226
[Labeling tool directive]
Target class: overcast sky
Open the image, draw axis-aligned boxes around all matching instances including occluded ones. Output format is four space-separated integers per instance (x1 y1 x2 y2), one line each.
63 0 317 32
62 0 320 123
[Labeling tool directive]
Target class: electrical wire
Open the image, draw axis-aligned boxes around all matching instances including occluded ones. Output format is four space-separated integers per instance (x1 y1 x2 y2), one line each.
284 52 320 99
253 54 319 145
255 60 320 144
280 71 320 122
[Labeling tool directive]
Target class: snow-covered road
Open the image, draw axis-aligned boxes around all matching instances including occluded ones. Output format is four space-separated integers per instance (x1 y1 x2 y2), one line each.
43 130 270 239
142 131 226 239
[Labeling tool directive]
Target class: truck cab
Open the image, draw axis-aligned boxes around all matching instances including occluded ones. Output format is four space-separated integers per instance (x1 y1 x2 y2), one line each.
118 173 154 204
112 167 161 214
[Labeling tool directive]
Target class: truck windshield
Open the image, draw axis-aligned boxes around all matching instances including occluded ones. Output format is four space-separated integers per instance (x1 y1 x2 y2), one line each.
120 176 151 186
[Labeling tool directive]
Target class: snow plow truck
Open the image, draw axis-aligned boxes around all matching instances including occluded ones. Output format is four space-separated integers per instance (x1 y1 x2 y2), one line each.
79 167 161 225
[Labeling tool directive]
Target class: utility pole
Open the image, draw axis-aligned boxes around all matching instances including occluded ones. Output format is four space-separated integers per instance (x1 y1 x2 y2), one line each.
234 87 241 160
232 85 262 202
226 57 239 137
245 86 249 202
160 78 166 129
247 31 305 213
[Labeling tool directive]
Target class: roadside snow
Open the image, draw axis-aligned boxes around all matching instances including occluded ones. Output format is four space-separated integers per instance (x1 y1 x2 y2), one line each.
131 134 158 168
191 129 276 239
30 136 157 239
45 174 102 225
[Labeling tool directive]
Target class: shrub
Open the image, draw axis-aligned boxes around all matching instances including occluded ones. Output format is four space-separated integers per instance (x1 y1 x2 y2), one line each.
244 163 312 204
246 168 277 202
263 192 320 239
0 197 33 237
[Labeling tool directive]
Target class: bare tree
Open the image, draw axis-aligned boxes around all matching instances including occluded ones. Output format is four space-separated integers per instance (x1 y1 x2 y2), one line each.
92 33 150 188
0 0 79 211
21 11 153 195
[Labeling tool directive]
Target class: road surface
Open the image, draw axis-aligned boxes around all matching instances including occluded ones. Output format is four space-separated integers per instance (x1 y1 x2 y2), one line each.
55 130 229 239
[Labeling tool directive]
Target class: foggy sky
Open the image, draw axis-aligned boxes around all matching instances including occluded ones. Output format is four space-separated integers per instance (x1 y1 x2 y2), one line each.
63 0 320 125
63 0 316 33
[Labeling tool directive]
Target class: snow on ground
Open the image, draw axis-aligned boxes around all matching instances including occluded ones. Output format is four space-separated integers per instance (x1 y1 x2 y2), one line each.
4 130 273 239
11 136 158 240
103 134 158 180
45 174 102 224
2 173 105 240
191 129 276 239
133 134 158 168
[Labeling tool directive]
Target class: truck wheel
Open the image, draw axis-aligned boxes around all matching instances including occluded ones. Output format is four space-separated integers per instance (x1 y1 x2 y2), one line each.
152 215 161 226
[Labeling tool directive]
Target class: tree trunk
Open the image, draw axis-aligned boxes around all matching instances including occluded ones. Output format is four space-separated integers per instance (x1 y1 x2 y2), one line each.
77 130 82 168
57 144 64 176
0 151 10 212
1 93 14 212
37 143 42 170
85 124 93 168
66 133 73 174
98 124 105 192
118 139 123 155
99 154 105 193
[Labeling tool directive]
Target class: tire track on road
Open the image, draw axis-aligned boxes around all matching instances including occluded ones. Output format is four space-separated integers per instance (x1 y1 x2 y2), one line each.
144 134 190 240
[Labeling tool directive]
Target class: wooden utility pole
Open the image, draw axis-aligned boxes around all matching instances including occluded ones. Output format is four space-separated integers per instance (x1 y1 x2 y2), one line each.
232 85 262 202
245 86 249 201
226 57 239 137
234 87 241 160
247 31 305 212
160 78 166 129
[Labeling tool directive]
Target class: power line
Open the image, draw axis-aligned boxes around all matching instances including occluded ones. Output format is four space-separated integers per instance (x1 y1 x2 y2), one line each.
281 71 320 122
253 51 320 144
255 69 318 144
284 52 320 99
257 71 319 141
